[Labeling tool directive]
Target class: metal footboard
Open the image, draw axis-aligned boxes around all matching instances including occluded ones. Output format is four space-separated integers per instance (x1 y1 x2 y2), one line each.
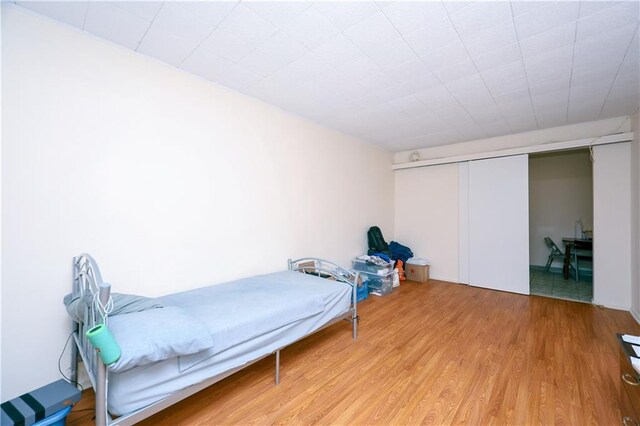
288 257 359 340
69 255 358 425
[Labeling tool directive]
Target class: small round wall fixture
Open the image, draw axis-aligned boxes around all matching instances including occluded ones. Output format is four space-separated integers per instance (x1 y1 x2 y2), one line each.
409 151 420 162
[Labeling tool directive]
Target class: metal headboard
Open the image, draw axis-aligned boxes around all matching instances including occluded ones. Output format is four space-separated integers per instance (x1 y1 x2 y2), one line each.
71 254 112 426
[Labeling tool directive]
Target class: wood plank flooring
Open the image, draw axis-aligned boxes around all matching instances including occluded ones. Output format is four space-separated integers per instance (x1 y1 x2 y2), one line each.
67 280 640 425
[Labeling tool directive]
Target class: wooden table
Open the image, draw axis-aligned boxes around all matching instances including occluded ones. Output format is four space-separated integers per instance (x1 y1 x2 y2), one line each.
562 238 593 280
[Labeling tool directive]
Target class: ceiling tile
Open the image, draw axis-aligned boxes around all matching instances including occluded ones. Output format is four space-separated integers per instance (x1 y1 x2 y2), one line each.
443 1 473 15
523 45 573 87
529 77 571 96
493 88 531 104
375 82 421 102
579 1 622 18
449 1 512 40
236 49 283 78
432 60 479 84
514 1 579 41
386 58 434 82
421 41 471 70
16 1 89 28
519 22 576 59
567 103 603 123
314 1 379 32
180 1 238 27
531 88 569 109
334 56 397 88
283 8 340 50
599 96 638 118
182 45 262 90
510 1 546 17
445 74 494 106
217 4 279 44
258 31 308 65
504 114 538 132
572 23 636 75
243 1 311 28
313 33 364 69
482 61 529 96
569 80 610 106
414 85 462 110
200 29 255 63
602 94 640 118
497 97 535 118
463 20 518 58
456 122 489 140
367 39 418 72
467 103 504 123
470 43 522 72
350 92 388 108
282 53 342 87
571 66 618 89
153 3 215 45
609 70 640 101
536 106 568 128
481 119 512 137
343 12 401 52
576 1 640 42
112 2 163 22
84 2 150 50
388 95 434 116
403 17 461 57
433 104 474 122
138 24 197 66
381 1 448 37
618 33 640 76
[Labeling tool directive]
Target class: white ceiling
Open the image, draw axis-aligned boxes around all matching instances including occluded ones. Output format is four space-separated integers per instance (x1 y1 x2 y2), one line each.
15 0 640 151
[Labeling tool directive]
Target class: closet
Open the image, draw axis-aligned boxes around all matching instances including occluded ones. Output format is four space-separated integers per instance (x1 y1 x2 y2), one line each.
395 140 632 309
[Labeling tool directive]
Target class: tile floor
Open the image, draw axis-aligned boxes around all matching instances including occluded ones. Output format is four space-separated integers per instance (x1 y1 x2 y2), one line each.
529 267 593 303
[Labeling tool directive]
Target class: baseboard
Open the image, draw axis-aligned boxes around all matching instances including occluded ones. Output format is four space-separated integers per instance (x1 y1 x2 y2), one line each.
593 301 632 311
427 275 462 284
631 307 640 325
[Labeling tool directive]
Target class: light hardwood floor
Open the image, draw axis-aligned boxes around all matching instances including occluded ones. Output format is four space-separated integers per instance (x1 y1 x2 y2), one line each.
68 280 640 425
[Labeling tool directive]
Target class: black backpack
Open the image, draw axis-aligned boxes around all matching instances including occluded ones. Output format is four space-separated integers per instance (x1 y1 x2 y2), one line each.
367 226 392 257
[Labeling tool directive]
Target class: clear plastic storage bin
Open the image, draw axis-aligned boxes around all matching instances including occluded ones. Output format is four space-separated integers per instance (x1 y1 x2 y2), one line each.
366 276 393 296
352 258 394 275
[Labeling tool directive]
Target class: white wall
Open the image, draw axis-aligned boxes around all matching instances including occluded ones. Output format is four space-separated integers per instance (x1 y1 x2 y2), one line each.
394 116 631 164
0 2 4 401
394 164 459 282
1 6 393 400
593 143 632 310
529 150 593 267
631 111 640 321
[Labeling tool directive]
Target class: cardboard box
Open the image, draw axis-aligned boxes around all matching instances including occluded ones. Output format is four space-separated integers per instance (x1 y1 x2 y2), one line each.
405 262 430 283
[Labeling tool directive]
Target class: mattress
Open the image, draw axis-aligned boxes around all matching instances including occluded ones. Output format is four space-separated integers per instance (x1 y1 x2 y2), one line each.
107 270 352 415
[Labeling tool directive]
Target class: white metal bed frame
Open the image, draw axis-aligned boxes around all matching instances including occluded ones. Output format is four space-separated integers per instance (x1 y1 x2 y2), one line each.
69 254 359 425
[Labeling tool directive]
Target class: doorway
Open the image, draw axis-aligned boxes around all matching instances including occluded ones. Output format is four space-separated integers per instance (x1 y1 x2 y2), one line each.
528 149 593 303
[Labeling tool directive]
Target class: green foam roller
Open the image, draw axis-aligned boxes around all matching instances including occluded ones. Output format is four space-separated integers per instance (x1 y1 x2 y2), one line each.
86 323 121 365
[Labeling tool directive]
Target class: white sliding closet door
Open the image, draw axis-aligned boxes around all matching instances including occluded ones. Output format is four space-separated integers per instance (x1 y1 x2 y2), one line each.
468 155 530 295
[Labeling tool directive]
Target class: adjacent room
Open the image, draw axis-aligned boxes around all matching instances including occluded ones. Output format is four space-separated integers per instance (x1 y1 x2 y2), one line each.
1 1 640 425
529 149 594 303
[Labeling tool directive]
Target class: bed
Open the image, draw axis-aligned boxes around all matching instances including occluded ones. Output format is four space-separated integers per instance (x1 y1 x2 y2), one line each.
68 254 359 426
